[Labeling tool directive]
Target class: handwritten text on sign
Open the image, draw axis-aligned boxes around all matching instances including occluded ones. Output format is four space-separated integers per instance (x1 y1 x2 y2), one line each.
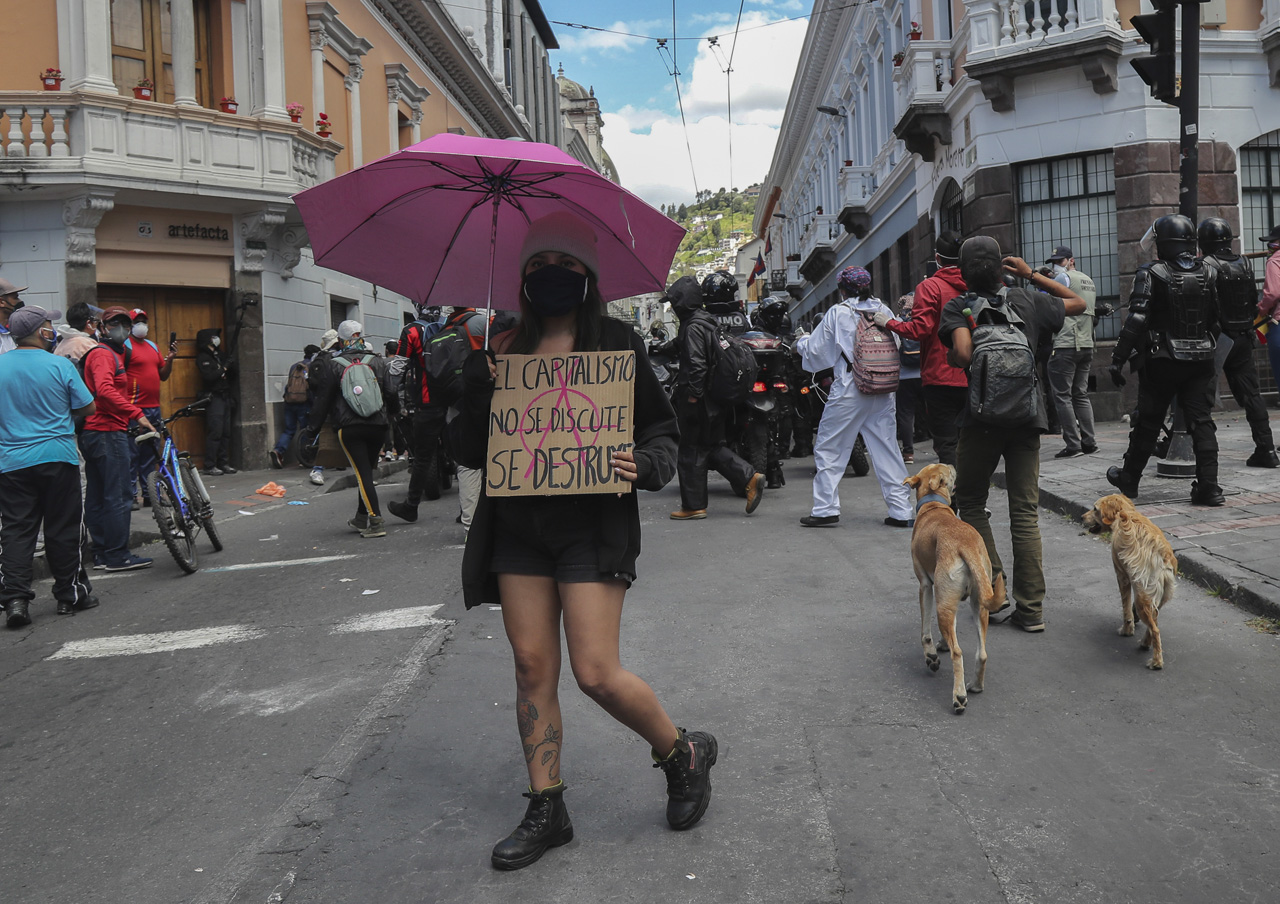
486 352 636 496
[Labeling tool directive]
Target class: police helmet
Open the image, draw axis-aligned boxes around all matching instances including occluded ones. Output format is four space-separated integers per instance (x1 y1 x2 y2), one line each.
756 297 789 335
1153 214 1197 262
1197 217 1233 255
701 270 738 306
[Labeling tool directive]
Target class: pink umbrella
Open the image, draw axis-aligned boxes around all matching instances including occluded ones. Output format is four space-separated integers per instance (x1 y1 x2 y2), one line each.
294 134 685 312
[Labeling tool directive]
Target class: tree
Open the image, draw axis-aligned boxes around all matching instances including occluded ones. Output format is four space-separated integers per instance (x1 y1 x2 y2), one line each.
677 203 688 220
711 219 722 240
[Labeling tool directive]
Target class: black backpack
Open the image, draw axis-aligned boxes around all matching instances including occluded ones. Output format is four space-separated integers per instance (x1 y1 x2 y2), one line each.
961 291 1039 426
423 312 481 406
706 323 759 404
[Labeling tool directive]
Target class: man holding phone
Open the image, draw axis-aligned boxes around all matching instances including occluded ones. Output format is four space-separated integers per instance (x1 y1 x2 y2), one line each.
125 308 177 505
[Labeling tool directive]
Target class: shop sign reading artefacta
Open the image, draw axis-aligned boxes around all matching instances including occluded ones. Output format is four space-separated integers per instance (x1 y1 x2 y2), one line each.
166 223 230 241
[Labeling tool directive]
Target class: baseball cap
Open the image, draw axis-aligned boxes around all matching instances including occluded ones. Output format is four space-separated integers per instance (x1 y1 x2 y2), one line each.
130 308 149 321
337 320 363 341
101 306 133 323
1046 245 1073 263
1261 225 1280 245
8 305 63 340
959 236 1003 269
0 276 29 296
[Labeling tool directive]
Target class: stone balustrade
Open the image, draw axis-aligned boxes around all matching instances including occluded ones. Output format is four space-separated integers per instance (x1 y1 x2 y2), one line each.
0 92 337 196
966 0 1121 58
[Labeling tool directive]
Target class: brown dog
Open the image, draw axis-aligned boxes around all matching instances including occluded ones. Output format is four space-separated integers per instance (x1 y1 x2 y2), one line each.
1082 494 1177 670
903 464 1007 714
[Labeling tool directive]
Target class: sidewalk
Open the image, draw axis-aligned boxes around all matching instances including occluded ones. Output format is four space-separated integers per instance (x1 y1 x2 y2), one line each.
997 408 1280 621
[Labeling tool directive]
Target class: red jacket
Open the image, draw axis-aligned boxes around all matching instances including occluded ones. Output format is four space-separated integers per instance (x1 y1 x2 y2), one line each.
886 267 969 388
82 344 144 431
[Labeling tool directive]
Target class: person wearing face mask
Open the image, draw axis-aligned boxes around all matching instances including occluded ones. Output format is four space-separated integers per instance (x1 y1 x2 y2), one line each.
79 307 155 572
124 309 177 507
195 327 238 476
0 276 29 356
0 306 100 627
55 302 104 363
450 211 712 871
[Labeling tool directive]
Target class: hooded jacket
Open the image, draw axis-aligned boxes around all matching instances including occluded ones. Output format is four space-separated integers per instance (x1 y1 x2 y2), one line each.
195 328 235 395
307 343 391 431
885 266 969 388
667 276 719 400
53 325 98 363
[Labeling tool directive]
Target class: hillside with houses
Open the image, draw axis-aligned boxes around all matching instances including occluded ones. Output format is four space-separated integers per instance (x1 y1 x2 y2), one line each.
660 186 759 282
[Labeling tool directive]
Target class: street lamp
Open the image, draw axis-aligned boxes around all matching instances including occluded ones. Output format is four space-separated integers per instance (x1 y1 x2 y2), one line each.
816 105 842 116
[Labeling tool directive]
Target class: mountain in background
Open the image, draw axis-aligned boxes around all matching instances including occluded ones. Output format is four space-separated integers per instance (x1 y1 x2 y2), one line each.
658 187 759 281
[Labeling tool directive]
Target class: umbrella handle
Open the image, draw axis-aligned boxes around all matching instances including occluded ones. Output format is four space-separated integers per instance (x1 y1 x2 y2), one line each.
484 192 500 351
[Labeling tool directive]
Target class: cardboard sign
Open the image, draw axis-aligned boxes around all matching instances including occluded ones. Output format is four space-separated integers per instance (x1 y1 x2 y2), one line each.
486 351 636 496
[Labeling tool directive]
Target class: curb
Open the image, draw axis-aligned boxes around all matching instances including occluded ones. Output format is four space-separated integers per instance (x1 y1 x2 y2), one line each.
323 460 411 493
993 472 1280 622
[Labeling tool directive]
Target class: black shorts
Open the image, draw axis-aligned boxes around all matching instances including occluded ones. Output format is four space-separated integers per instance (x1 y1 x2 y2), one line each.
490 495 632 586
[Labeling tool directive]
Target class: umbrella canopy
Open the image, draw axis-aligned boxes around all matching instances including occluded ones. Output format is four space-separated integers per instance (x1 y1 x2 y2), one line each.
294 134 685 309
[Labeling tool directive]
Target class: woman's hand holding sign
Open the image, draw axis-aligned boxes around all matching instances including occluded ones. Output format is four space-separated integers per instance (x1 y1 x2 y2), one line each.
611 449 638 482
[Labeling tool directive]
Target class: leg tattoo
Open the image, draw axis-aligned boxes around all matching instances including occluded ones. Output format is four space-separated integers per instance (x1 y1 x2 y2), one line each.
518 697 561 782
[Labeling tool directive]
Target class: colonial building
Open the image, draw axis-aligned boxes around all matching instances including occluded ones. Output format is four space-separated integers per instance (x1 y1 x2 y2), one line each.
0 0 562 464
756 0 1280 416
555 65 619 181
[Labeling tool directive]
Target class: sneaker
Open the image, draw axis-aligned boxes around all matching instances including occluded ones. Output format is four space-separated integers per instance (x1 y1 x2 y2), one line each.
361 515 387 538
203 467 224 477
309 468 325 486
884 517 914 528
1247 448 1280 468
902 452 914 464
652 728 718 830
131 498 141 511
670 509 707 520
1009 609 1045 632
347 513 369 532
1054 448 1084 459
221 465 238 475
800 514 839 527
104 555 153 572
269 450 284 469
388 500 419 523
744 473 764 515
92 561 106 571
1081 443 1099 455
491 782 572 871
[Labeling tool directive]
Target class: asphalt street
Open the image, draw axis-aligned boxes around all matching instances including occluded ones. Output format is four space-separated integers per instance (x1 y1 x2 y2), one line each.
3 458 1279 904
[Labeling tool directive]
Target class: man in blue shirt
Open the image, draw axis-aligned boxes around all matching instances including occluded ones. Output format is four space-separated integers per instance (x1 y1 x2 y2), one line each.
0 305 100 628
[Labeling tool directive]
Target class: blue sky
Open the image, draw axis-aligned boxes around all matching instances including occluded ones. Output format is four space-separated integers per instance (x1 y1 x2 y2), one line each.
540 1 809 209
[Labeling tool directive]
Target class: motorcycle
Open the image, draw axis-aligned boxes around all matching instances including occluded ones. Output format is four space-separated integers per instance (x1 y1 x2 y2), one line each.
647 337 680 399
737 329 794 488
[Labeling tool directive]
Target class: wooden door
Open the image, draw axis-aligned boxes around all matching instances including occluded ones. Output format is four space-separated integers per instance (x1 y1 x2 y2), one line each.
97 285 226 467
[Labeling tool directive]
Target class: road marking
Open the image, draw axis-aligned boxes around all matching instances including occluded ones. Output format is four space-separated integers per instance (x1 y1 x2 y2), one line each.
201 554 361 573
331 604 447 634
47 625 265 661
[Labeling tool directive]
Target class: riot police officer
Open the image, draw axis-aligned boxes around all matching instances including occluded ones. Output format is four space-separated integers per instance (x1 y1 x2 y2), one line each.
703 270 749 335
1199 217 1279 468
1107 214 1224 506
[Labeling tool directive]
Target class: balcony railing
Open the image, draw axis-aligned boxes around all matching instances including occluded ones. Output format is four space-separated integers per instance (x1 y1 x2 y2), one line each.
836 165 874 237
0 92 338 196
892 40 955 162
785 261 803 291
798 213 841 283
966 0 1120 57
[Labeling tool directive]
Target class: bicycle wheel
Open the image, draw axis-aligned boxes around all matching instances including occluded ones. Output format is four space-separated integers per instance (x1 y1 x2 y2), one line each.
180 459 223 552
147 470 198 573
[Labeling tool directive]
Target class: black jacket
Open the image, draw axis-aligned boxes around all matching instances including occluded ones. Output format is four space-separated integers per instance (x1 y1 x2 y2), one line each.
195 328 235 396
307 345 391 431
453 318 678 610
674 310 719 400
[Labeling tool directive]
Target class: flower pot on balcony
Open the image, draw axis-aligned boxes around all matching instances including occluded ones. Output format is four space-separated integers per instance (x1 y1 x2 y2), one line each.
220 101 238 114
317 128 332 138
910 31 922 41
843 160 853 167
133 86 154 100
290 114 301 123
42 77 63 91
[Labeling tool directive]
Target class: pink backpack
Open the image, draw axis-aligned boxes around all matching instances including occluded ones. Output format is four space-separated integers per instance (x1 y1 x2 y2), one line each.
851 308 900 395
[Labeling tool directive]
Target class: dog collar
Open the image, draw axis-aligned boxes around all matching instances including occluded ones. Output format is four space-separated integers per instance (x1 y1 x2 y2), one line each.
915 492 950 512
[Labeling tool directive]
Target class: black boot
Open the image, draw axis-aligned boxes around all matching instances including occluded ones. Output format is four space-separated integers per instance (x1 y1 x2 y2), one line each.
652 728 718 830
1106 466 1140 500
1190 480 1225 507
387 500 418 523
491 782 573 870
5 599 31 629
1247 448 1280 468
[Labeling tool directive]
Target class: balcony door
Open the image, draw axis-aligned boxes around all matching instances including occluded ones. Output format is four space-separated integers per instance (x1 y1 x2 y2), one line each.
110 0 213 106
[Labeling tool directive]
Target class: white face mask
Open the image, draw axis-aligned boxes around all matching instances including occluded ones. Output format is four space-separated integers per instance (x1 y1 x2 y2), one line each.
211 335 221 347
132 323 148 339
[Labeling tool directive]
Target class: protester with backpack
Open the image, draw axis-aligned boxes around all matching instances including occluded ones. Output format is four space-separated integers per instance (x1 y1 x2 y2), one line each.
796 267 912 528
449 211 713 871
667 275 763 520
387 304 485 523
270 344 321 469
937 237 1085 633
307 320 393 538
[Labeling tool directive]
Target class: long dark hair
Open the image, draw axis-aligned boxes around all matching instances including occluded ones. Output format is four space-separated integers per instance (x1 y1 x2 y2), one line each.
504 272 605 354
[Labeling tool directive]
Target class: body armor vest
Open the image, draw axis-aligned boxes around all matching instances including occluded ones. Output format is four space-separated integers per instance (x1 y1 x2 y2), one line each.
1147 261 1215 361
1205 253 1257 333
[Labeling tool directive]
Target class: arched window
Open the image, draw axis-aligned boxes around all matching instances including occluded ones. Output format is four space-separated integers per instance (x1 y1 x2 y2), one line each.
110 0 213 106
939 179 963 236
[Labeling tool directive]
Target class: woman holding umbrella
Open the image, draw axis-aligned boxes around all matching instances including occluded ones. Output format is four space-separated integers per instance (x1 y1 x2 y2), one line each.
452 212 718 870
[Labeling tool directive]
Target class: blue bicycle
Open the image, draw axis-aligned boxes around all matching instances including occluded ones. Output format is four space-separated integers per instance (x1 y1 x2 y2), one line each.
134 400 224 573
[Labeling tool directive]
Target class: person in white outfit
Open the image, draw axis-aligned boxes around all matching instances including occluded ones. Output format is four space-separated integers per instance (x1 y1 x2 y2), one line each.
795 266 914 528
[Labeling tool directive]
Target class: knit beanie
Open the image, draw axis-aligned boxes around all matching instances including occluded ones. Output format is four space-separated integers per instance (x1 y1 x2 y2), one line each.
518 212 600 277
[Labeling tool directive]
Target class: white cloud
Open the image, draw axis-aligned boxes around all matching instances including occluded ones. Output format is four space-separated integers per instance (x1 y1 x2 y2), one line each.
554 20 663 55
599 13 808 209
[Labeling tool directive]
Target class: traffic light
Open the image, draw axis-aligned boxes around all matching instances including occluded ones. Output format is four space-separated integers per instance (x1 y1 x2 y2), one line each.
1131 0 1178 104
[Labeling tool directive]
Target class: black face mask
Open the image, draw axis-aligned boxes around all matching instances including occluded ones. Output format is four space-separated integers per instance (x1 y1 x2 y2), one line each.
0 297 22 315
523 264 588 317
